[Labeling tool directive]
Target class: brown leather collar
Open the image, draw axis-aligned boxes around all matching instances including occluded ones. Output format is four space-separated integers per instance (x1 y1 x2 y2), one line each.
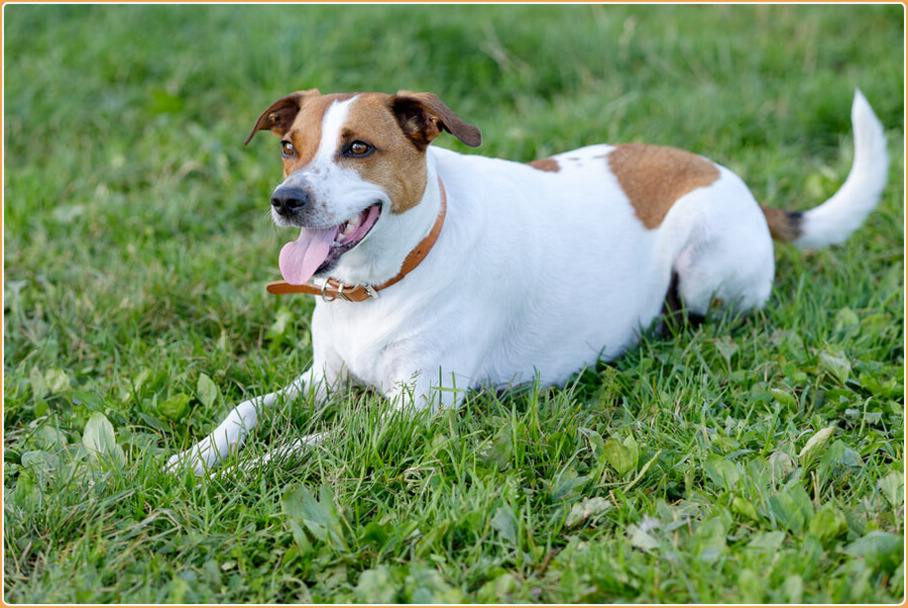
266 178 447 302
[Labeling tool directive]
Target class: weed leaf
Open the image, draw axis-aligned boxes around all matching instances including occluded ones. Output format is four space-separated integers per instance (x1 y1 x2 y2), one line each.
197 373 219 409
843 531 904 573
770 388 797 410
548 468 588 502
157 393 191 421
767 486 814 535
286 519 312 556
360 520 390 548
20 449 59 473
82 412 126 466
45 367 72 394
565 496 612 528
704 455 740 491
355 565 399 603
491 506 518 544
747 531 786 552
281 485 327 541
833 307 860 336
694 517 728 563
477 573 519 603
603 436 637 477
281 484 347 551
405 566 465 603
818 349 851 384
628 524 659 551
732 496 759 520
878 471 904 508
712 336 739 365
798 425 836 469
29 365 47 400
817 440 864 484
266 307 294 343
808 504 848 545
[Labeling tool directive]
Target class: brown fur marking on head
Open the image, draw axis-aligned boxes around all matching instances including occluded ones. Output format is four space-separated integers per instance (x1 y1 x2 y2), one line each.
274 93 359 177
250 90 480 214
337 93 434 214
528 158 561 172
607 144 720 229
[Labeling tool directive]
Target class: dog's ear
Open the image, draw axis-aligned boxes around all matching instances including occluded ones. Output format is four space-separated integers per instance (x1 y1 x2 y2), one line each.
244 89 321 145
391 91 482 149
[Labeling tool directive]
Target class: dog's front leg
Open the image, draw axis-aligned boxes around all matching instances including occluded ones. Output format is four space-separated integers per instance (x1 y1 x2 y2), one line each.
165 376 304 476
386 357 475 415
166 364 337 476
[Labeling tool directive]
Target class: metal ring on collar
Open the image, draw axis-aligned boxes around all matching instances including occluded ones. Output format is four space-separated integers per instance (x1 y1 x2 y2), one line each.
320 281 337 303
337 284 353 302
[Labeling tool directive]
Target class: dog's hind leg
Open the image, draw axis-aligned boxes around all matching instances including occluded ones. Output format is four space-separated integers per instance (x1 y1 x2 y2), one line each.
659 270 706 335
663 180 777 320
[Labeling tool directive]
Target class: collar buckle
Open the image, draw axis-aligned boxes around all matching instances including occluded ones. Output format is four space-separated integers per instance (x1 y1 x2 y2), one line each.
361 284 379 300
321 280 380 303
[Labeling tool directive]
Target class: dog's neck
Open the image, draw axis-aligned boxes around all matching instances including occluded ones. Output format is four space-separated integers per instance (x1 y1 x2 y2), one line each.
333 165 443 286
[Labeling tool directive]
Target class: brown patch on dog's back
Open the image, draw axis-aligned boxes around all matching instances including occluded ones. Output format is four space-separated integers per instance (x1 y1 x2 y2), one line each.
607 144 720 229
528 158 561 172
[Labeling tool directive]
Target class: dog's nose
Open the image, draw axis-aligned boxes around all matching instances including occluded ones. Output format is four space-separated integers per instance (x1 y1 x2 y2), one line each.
271 187 310 217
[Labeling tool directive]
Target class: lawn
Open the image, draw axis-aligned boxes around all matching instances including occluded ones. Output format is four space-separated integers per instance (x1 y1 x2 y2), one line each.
3 4 904 603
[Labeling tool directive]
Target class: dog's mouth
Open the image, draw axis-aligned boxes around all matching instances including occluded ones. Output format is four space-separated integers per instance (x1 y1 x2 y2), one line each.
278 203 382 285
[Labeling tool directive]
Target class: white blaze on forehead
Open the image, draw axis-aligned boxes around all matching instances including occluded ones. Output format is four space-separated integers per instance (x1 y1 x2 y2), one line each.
313 96 359 164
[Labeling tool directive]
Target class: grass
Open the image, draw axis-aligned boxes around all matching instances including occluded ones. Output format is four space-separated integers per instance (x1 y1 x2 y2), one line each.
3 3 904 603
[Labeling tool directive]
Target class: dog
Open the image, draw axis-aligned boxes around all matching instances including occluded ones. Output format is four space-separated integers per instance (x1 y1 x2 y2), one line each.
168 89 888 475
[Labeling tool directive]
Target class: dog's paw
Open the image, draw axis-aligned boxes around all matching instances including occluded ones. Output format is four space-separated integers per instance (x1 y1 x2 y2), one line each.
165 439 214 477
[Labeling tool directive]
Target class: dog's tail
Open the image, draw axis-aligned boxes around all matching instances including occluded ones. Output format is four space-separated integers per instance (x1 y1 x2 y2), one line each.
761 90 889 249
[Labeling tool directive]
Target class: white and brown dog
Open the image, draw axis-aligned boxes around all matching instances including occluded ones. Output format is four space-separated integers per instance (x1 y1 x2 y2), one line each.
168 89 888 475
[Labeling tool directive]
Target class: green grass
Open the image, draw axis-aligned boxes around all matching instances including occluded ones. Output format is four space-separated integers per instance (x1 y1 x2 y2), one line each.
3 4 904 603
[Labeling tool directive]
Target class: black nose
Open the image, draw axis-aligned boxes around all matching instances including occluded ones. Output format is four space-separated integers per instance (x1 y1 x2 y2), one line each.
271 187 310 217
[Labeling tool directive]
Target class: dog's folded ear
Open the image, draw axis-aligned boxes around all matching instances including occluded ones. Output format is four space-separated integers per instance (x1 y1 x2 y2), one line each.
392 91 482 149
244 89 321 145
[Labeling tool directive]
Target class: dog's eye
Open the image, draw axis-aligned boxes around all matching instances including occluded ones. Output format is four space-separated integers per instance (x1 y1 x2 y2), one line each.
345 141 374 158
281 141 296 158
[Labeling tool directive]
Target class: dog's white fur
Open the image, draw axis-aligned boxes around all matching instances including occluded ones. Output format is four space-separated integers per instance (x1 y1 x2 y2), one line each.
168 90 887 475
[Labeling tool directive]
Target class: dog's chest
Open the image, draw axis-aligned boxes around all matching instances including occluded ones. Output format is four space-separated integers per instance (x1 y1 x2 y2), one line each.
315 299 424 389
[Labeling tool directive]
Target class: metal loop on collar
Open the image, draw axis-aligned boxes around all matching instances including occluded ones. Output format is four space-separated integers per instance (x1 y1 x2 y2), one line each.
336 284 352 302
320 281 337 303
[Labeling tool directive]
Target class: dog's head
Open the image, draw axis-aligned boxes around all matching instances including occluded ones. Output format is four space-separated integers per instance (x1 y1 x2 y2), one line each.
246 90 481 286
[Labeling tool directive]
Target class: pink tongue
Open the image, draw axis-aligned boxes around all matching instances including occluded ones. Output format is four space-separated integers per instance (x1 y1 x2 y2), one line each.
279 227 338 285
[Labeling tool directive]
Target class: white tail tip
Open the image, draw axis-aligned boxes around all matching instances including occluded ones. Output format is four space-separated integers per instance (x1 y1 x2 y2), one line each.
793 90 889 249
